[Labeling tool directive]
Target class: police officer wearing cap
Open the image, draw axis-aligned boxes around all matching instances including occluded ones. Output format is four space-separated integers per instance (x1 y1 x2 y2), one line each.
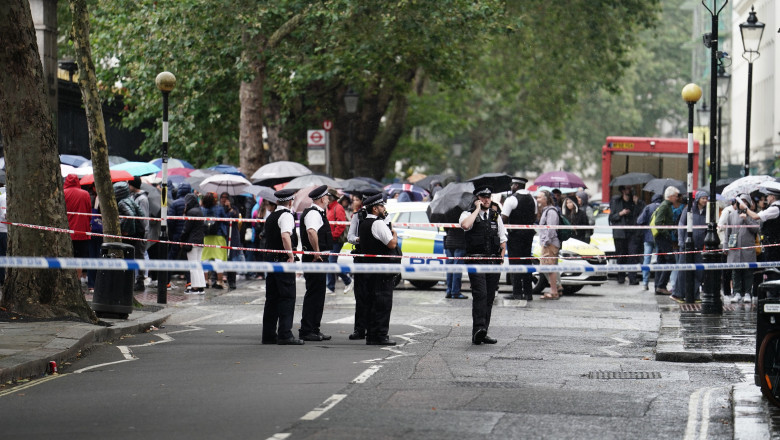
345 188 382 340
460 185 507 345
358 193 399 345
743 182 780 264
298 185 333 341
261 188 304 345
501 177 536 300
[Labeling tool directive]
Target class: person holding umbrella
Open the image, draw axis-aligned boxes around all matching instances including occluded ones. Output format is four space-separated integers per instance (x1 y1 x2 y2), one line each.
501 177 536 300
298 185 334 342
609 186 642 285
740 182 780 265
460 185 507 345
262 188 304 346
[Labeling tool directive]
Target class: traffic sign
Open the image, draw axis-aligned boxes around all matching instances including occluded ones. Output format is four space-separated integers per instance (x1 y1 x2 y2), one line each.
323 120 333 131
307 129 326 146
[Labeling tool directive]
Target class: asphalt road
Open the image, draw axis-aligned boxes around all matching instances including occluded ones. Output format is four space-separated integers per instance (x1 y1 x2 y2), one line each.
0 279 758 439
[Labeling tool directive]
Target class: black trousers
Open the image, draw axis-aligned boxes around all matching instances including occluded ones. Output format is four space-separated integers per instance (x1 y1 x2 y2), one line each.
352 272 368 335
468 271 500 334
508 237 533 297
363 274 394 339
262 272 296 341
614 233 639 283
300 271 327 336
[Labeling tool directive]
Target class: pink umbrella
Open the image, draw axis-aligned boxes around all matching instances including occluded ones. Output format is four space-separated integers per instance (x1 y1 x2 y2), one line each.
156 167 193 178
534 171 586 189
291 185 317 213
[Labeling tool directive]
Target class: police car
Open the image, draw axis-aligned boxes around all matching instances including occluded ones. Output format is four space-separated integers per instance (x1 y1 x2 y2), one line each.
340 201 608 293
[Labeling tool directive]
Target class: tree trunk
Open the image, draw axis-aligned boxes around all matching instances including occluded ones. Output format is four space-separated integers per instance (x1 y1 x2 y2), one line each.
467 127 488 178
0 0 95 322
263 95 290 163
69 0 121 243
238 36 267 178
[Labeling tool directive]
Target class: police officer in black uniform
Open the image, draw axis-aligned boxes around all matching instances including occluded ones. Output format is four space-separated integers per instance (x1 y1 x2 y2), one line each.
358 193 399 346
261 188 304 346
743 182 780 264
299 185 333 341
346 188 382 340
501 177 536 300
460 186 507 345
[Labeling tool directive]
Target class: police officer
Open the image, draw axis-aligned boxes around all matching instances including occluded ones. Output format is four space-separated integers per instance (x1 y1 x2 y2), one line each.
358 193 399 346
460 186 507 345
261 188 304 346
346 188 382 340
501 177 536 300
742 182 780 264
299 185 333 341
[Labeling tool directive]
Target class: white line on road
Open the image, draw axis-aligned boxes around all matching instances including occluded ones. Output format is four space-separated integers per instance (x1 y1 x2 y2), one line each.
300 394 347 421
179 312 225 325
326 316 354 324
351 365 382 384
266 434 290 440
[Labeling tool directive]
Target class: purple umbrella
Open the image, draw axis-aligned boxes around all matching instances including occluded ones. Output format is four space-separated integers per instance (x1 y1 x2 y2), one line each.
383 183 429 201
534 171 586 189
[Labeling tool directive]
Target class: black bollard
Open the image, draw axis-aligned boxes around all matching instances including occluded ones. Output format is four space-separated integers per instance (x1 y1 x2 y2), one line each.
701 222 722 314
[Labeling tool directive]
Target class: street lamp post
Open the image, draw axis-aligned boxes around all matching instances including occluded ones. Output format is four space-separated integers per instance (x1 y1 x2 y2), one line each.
344 88 359 177
683 83 702 304
155 71 176 304
58 59 78 154
701 0 727 315
739 6 765 177
716 65 731 180
698 101 710 187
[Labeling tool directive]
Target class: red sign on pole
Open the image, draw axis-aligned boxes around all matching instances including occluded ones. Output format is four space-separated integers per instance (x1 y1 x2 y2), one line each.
323 120 333 131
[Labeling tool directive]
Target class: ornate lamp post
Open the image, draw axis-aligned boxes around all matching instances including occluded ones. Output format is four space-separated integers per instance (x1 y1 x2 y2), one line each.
344 88 359 177
155 71 176 304
683 83 702 304
739 6 765 177
697 101 710 186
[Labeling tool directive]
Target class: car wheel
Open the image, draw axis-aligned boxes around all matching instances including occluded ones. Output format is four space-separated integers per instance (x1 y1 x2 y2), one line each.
531 273 548 296
409 280 438 290
562 285 583 295
393 274 402 287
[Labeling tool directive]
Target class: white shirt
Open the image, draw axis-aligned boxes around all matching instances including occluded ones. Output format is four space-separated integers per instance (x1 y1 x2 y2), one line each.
458 210 508 243
367 214 394 245
0 192 7 234
501 190 537 216
759 203 780 222
303 204 325 232
275 206 295 235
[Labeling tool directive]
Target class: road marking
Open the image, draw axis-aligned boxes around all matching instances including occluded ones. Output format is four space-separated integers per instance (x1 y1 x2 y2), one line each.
326 316 354 324
179 312 225 325
0 374 64 397
227 315 256 324
266 434 290 440
351 365 382 384
249 297 265 305
683 387 718 440
300 394 346 421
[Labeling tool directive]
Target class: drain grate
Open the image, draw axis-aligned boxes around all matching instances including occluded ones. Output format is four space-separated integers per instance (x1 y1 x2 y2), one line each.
588 371 662 380
680 304 742 313
452 381 525 389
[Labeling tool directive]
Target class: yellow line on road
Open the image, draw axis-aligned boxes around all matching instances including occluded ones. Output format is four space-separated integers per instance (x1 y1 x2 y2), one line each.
0 374 65 398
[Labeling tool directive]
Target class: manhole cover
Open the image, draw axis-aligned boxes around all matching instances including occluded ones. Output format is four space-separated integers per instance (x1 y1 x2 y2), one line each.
587 371 662 380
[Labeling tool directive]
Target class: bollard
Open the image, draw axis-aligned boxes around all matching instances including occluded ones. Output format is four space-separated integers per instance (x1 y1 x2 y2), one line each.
701 223 722 314
684 234 696 303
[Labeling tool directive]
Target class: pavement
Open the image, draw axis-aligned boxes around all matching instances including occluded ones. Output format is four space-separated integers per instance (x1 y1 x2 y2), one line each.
1 277 777 437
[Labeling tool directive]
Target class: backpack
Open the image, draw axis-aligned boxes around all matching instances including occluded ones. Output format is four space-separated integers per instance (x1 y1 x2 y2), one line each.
556 210 574 242
205 219 222 236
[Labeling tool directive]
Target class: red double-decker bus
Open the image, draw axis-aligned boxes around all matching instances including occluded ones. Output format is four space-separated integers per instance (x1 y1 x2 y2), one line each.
601 136 700 200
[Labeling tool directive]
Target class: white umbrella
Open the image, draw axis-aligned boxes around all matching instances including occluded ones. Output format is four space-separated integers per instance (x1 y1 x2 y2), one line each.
250 161 312 186
285 174 342 190
199 173 252 196
721 175 774 200
73 166 93 177
60 164 78 177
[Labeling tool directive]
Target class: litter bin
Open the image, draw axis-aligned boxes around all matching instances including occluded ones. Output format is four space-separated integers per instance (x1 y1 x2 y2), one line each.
91 242 135 319
755 276 780 385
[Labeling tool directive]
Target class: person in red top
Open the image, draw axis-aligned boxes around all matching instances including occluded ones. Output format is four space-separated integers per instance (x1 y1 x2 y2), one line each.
63 174 92 282
326 189 353 293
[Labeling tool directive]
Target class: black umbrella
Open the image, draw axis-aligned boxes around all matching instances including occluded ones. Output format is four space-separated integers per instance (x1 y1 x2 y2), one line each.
467 173 512 193
415 173 456 192
643 178 686 194
341 178 377 193
426 182 476 223
353 176 384 189
609 172 656 187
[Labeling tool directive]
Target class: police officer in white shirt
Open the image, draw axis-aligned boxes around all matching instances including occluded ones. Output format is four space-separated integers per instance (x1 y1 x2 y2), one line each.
299 185 334 341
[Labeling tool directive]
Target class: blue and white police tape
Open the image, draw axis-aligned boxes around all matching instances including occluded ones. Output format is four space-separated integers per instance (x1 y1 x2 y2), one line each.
1 256 779 274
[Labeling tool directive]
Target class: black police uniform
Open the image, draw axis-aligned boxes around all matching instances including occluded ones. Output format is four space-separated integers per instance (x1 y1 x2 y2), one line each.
348 207 370 339
762 200 780 264
299 186 334 341
463 195 502 345
261 189 302 345
358 195 397 345
505 190 536 300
